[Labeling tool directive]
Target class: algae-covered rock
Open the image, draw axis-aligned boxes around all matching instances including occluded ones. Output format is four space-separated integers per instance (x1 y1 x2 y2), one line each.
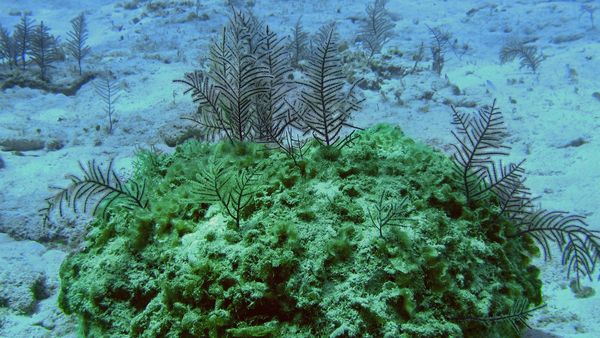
58 124 542 337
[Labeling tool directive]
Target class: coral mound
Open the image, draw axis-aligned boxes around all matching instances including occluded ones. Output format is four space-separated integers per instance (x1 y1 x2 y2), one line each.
58 124 541 337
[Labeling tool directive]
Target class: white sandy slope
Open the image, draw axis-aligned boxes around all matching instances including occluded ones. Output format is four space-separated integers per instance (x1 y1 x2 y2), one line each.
0 0 598 337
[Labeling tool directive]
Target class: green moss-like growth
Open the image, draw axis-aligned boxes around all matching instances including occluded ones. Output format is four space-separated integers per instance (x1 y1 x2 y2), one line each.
58 124 542 337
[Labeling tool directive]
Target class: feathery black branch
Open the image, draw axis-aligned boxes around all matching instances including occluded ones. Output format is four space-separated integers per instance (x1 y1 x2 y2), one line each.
277 128 310 167
450 100 512 203
42 159 148 226
500 40 545 73
359 0 395 57
366 191 409 239
175 71 231 140
15 13 35 70
426 25 451 75
289 16 309 68
300 23 363 147
214 22 269 141
453 101 600 288
194 161 231 204
94 75 120 134
30 21 58 81
563 233 597 289
493 162 534 221
485 159 527 205
427 25 452 54
451 299 546 334
193 161 260 230
258 99 308 167
66 13 91 76
509 209 599 288
224 165 261 229
230 7 263 55
253 25 291 143
177 9 270 143
0 25 18 69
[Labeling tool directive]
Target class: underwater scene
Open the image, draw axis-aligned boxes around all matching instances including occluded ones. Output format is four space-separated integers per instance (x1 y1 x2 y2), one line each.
0 0 599 337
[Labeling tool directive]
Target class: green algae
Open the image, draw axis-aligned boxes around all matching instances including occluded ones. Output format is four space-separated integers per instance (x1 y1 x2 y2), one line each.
58 124 542 337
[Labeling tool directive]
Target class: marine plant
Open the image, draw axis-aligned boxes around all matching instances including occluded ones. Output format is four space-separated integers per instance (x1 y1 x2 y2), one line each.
66 13 91 76
358 0 395 58
51 123 546 337
581 3 597 29
42 159 148 227
450 99 519 204
94 74 120 134
365 190 410 239
450 100 599 289
44 7 599 338
0 24 18 69
499 39 545 73
288 16 309 69
450 298 546 333
253 24 292 143
175 9 362 150
193 160 262 230
15 13 35 70
30 21 59 81
174 9 274 142
0 14 95 93
296 23 363 148
426 25 451 75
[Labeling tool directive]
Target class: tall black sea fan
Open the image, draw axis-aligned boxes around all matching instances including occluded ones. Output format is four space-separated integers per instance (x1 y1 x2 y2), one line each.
231 8 263 56
14 13 35 70
289 16 309 68
210 11 269 142
66 13 91 76
299 23 363 148
209 26 267 141
450 100 600 288
94 75 120 134
30 21 58 82
359 0 395 57
176 9 269 143
450 100 511 203
0 25 18 69
253 25 293 143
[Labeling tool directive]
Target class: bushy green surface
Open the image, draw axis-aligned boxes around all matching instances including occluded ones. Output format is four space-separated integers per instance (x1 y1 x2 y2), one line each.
58 124 542 337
